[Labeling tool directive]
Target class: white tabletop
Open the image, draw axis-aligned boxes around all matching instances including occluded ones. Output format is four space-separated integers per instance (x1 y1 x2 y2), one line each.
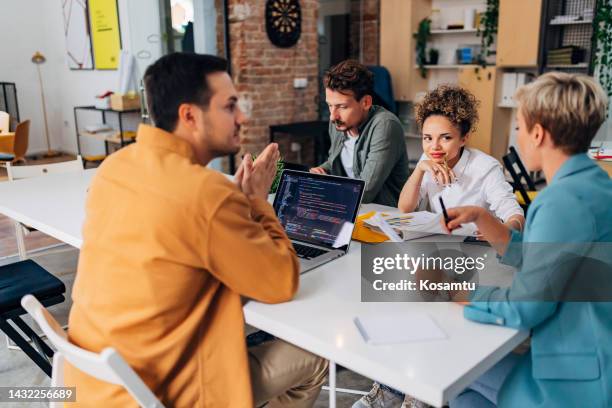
244 204 527 407
0 169 94 248
0 170 528 406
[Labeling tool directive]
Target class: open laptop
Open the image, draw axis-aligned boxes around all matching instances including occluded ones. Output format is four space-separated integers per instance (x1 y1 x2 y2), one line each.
273 170 365 273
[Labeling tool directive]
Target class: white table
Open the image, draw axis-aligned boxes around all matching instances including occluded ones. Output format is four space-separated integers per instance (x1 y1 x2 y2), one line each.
0 169 528 407
245 238 525 407
0 169 94 248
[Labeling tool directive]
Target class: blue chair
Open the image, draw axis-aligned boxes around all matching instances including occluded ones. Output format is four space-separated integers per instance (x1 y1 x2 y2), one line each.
367 66 397 115
0 259 65 376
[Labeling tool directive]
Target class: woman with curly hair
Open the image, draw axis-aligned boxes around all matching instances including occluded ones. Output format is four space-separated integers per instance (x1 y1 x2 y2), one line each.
354 86 524 408
397 85 524 233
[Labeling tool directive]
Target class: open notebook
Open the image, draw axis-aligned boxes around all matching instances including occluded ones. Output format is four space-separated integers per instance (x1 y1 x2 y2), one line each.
363 211 478 241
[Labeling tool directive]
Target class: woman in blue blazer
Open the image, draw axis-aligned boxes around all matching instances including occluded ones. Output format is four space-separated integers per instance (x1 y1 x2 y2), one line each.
443 72 612 407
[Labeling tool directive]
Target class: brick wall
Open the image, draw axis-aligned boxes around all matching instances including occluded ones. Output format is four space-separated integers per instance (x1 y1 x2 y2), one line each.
349 0 380 65
218 0 320 167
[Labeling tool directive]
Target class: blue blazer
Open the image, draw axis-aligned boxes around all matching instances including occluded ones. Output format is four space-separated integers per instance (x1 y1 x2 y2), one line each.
465 154 612 407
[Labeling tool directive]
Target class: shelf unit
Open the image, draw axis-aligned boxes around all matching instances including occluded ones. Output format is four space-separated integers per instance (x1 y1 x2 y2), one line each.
430 28 478 34
73 106 141 163
549 19 593 25
415 64 481 69
540 0 596 74
381 0 514 160
547 63 589 68
0 82 20 131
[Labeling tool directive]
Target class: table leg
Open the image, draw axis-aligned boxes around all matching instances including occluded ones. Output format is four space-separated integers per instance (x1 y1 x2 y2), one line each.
14 221 27 260
329 360 336 408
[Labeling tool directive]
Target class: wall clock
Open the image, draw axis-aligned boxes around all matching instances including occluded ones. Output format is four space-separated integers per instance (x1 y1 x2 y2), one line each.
265 0 302 48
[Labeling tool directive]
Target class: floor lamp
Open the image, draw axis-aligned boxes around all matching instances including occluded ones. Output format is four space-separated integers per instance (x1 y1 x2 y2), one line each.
31 51 61 158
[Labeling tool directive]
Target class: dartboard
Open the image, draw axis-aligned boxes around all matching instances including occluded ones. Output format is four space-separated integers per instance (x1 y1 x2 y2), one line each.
265 0 302 48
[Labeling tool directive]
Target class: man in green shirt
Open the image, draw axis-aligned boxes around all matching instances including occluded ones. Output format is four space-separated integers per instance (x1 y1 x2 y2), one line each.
311 60 410 207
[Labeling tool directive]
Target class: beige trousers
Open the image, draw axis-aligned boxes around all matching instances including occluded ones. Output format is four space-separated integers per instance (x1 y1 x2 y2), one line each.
249 339 329 407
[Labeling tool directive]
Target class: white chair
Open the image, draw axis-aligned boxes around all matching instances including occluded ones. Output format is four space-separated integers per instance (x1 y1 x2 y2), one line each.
6 156 84 260
0 111 9 133
21 294 165 408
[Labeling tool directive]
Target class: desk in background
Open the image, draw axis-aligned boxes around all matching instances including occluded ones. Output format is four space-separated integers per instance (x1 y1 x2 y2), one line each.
596 160 612 177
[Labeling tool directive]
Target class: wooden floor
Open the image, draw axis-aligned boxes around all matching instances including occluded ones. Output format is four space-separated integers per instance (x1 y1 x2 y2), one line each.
0 217 63 259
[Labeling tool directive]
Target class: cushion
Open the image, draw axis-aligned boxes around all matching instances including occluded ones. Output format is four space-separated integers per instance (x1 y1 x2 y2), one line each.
515 190 538 206
0 260 65 311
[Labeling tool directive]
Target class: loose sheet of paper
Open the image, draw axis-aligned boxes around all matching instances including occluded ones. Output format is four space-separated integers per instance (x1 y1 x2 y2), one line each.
354 314 447 345
333 221 355 248
369 213 403 242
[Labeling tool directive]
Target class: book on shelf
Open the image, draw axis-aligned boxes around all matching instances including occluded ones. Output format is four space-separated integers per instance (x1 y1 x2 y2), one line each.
547 46 585 65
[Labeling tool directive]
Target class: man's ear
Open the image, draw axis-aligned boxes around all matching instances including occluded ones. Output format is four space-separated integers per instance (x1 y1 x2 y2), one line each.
177 103 197 129
361 94 373 110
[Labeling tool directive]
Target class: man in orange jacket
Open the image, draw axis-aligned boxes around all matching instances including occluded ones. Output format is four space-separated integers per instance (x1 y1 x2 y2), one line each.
65 53 328 407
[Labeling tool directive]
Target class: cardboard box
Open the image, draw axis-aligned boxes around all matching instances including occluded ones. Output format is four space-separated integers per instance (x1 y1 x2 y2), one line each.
110 93 141 111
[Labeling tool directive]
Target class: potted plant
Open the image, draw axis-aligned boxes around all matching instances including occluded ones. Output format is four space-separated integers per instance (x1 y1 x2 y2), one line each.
251 154 285 194
270 159 285 193
476 0 499 68
413 17 432 78
428 48 440 65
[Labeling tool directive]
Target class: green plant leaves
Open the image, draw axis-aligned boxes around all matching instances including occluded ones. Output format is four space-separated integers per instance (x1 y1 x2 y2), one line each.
476 0 499 68
593 0 612 111
414 18 432 79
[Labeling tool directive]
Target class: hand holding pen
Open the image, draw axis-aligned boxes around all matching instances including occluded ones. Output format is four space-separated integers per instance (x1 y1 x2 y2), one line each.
439 199 484 234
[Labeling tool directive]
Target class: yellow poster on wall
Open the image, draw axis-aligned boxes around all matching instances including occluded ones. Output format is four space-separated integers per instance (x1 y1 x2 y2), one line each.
89 0 121 70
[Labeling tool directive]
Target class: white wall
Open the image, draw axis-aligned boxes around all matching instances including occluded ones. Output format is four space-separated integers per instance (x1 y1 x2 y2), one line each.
194 0 217 54
0 0 158 156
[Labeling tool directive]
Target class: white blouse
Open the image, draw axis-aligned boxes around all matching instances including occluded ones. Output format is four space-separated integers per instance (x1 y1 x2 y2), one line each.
417 148 524 222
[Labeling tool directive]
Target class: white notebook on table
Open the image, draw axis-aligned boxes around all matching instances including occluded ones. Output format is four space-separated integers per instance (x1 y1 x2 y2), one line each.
354 314 447 345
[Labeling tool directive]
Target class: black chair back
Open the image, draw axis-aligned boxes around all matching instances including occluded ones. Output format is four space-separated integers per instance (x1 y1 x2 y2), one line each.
502 146 536 207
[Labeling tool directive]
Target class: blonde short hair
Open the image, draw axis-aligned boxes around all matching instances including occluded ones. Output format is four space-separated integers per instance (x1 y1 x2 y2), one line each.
515 72 608 154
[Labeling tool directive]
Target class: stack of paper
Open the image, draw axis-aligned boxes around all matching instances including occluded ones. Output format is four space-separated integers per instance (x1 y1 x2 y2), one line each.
363 211 477 241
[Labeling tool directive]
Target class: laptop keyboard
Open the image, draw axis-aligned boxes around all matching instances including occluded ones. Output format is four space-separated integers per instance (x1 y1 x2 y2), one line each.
292 242 329 259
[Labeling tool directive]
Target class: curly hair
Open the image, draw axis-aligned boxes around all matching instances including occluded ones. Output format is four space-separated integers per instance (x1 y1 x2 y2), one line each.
323 60 374 101
415 85 480 136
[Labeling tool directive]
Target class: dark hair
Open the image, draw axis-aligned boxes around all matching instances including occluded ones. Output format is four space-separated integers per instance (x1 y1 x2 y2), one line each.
415 85 480 137
323 60 374 101
143 53 228 132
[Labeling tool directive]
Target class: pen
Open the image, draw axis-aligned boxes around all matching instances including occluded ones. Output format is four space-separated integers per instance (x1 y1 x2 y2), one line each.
439 196 450 226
